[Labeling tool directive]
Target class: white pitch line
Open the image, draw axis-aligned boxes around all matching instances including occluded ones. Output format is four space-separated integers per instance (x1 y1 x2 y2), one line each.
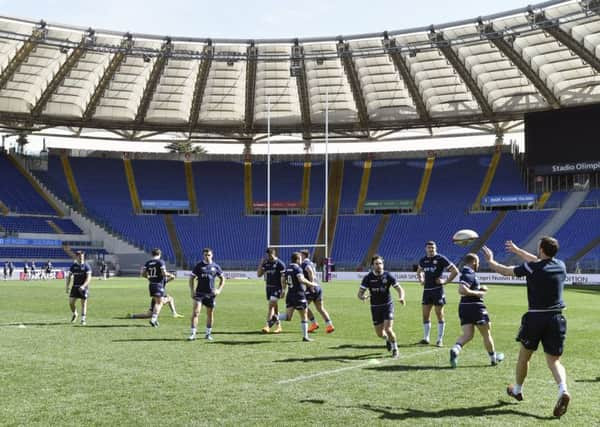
276 348 441 385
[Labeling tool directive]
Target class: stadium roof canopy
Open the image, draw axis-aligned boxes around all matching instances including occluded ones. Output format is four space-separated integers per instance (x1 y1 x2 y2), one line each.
1 0 600 145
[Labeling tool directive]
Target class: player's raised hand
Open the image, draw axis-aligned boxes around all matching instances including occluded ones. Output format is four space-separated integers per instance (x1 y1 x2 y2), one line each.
481 246 494 262
505 240 520 254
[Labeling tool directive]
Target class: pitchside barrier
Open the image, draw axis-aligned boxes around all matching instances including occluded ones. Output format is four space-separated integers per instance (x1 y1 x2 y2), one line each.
176 270 600 286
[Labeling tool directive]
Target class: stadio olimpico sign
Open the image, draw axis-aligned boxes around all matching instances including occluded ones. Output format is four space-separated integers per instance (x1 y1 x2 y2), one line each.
535 161 600 175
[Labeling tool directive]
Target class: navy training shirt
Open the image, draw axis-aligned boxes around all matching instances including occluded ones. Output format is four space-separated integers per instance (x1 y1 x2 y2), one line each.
419 254 451 289
192 261 223 295
284 263 307 301
70 262 91 287
144 258 167 285
459 266 484 304
513 258 566 310
360 271 399 306
261 258 286 288
301 258 316 282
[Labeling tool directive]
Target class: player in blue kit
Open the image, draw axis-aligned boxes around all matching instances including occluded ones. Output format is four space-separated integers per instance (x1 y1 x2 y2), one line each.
449 253 504 368
300 250 335 334
188 248 225 341
65 251 92 325
358 255 405 359
143 248 175 328
483 238 570 418
257 248 285 334
416 241 459 347
278 252 319 341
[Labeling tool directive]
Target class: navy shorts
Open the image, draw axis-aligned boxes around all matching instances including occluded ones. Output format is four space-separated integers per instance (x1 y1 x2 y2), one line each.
370 303 394 325
149 283 166 298
194 294 216 309
266 286 282 301
422 288 446 306
286 297 308 311
459 304 490 326
517 312 566 356
70 286 88 300
306 286 323 302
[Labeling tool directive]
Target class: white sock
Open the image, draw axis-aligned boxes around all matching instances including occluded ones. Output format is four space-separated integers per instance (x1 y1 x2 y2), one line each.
391 341 398 351
205 327 212 336
423 322 431 340
151 314 158 322
437 321 445 341
190 327 197 336
558 382 568 396
513 384 522 394
301 321 308 338
326 320 332 326
452 344 462 354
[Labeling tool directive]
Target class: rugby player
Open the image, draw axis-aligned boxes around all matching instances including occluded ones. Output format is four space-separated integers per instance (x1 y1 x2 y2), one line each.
482 238 570 418
449 253 504 368
416 241 459 347
300 250 334 334
65 251 92 325
142 248 175 328
188 248 225 341
358 255 405 359
257 248 285 334
278 252 319 341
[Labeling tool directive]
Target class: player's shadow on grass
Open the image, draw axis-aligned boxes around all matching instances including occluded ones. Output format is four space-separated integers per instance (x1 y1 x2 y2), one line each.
84 324 148 328
330 343 415 350
366 364 453 372
357 401 555 421
0 321 66 327
275 353 383 363
575 376 600 383
112 338 183 342
300 399 325 405
215 331 288 335
209 340 272 346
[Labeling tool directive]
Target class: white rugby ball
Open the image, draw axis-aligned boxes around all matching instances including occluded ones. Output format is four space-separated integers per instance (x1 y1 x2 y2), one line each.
452 229 479 246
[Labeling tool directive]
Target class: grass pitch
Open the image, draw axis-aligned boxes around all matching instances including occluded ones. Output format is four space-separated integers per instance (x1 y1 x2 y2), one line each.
2 278 599 426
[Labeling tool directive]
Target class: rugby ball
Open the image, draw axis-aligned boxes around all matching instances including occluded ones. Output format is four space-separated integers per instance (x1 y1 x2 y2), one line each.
452 229 479 246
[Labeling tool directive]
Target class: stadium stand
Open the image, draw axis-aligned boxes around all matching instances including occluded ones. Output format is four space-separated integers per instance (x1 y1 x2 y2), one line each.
339 160 364 211
0 216 81 234
332 215 381 269
8 150 595 273
68 157 175 261
366 159 424 202
252 161 304 202
0 153 56 215
555 208 600 260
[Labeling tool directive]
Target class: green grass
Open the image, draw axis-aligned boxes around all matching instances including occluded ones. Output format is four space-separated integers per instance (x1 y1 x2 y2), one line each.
1 278 599 426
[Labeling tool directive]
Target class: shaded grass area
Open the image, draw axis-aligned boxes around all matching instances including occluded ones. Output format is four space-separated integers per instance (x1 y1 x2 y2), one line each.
1 279 599 426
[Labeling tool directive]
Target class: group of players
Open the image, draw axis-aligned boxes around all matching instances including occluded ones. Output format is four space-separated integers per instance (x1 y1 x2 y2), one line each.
354 237 570 418
3 260 53 280
62 234 571 418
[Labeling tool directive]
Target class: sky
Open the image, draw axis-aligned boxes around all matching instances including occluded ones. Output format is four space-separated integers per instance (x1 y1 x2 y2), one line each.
0 0 535 154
